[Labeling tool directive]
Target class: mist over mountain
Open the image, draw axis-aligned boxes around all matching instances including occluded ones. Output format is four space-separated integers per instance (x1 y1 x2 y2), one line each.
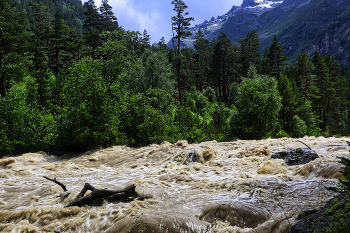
185 0 350 65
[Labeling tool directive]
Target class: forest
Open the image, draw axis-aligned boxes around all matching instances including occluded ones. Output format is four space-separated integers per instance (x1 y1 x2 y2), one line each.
1 0 350 156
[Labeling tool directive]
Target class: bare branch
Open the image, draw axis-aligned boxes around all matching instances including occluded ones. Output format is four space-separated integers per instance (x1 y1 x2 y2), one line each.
43 176 68 192
296 140 312 150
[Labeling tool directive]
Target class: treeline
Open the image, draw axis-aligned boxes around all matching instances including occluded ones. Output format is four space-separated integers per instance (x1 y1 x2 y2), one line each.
1 0 350 156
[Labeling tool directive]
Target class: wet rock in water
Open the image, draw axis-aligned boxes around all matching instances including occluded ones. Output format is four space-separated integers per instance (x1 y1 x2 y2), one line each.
173 150 204 164
271 148 319 166
199 202 270 228
165 148 215 167
291 193 350 233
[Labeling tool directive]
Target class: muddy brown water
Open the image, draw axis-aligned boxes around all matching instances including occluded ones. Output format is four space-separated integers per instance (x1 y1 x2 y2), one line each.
0 137 348 232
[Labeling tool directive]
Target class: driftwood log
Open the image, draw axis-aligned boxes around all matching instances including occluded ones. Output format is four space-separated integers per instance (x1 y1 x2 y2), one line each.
43 176 142 207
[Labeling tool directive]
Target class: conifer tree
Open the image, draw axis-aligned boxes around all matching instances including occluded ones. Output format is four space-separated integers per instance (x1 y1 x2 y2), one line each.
210 32 232 100
296 52 314 100
267 35 288 76
83 0 101 31
28 4 54 108
100 0 118 32
171 0 194 103
157 37 168 51
51 11 65 76
142 29 151 50
312 51 329 131
261 47 272 75
0 0 27 97
239 30 261 76
83 0 101 59
194 29 209 91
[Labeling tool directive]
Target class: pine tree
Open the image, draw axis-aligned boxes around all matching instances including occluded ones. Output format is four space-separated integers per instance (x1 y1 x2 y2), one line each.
277 74 298 133
157 37 168 51
194 29 209 91
83 0 101 31
209 32 232 100
28 4 54 108
171 0 194 103
239 30 261 76
0 0 27 97
296 52 314 100
51 10 65 76
99 0 118 32
83 0 101 59
312 51 329 131
142 29 151 50
267 35 288 76
261 47 272 75
324 55 343 132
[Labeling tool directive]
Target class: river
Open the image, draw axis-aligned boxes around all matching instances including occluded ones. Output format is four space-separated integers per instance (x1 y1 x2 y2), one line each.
0 136 347 232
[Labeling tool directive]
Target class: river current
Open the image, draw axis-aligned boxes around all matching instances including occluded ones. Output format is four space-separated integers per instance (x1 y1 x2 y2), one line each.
0 136 347 232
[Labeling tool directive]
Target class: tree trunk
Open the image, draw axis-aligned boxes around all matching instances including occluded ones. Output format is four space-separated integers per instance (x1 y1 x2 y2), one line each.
0 53 5 97
65 183 137 207
43 176 141 207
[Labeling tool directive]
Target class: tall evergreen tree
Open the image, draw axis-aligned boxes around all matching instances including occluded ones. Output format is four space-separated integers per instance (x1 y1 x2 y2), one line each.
100 0 118 32
295 52 314 100
239 30 261 76
194 29 209 91
267 35 288 76
83 0 101 59
142 29 151 51
171 0 194 103
312 51 329 130
261 47 272 75
83 0 101 31
51 10 65 76
0 0 27 97
209 32 232 100
28 3 54 108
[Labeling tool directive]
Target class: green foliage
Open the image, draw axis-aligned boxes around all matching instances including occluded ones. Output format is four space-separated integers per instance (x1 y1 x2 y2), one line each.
58 57 126 151
290 115 307 138
121 89 175 146
0 0 28 96
231 66 282 139
239 30 261 76
0 86 56 156
267 35 288 76
1 0 350 157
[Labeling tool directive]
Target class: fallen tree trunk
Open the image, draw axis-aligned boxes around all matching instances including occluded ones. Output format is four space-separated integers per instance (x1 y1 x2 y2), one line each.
65 183 137 207
43 177 142 207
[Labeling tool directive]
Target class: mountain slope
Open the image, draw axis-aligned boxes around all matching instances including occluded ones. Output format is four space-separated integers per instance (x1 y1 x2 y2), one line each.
304 6 350 65
258 0 350 62
186 0 350 65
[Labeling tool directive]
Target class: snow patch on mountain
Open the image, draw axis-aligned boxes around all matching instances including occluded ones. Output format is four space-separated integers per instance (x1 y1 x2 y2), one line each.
246 0 283 9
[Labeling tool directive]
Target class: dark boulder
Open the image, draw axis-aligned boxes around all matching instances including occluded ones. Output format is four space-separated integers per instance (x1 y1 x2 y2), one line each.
271 148 319 166
291 193 350 233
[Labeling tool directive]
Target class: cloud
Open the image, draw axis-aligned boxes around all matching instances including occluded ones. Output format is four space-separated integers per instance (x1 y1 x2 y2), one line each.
98 0 244 43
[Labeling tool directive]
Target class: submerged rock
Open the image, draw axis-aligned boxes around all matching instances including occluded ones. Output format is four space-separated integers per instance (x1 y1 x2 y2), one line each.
164 147 217 167
271 148 319 166
200 202 270 228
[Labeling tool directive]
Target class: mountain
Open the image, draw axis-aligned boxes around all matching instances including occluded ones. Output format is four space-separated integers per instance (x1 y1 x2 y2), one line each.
185 0 350 65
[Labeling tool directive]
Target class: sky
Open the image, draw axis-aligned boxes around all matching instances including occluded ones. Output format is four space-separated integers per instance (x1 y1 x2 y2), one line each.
94 0 243 43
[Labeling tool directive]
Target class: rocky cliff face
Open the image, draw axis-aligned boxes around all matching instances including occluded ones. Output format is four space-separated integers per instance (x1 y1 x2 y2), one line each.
304 7 350 65
185 0 350 66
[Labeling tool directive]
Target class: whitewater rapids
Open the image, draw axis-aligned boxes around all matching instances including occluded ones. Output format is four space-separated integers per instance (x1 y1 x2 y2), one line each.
0 136 347 232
